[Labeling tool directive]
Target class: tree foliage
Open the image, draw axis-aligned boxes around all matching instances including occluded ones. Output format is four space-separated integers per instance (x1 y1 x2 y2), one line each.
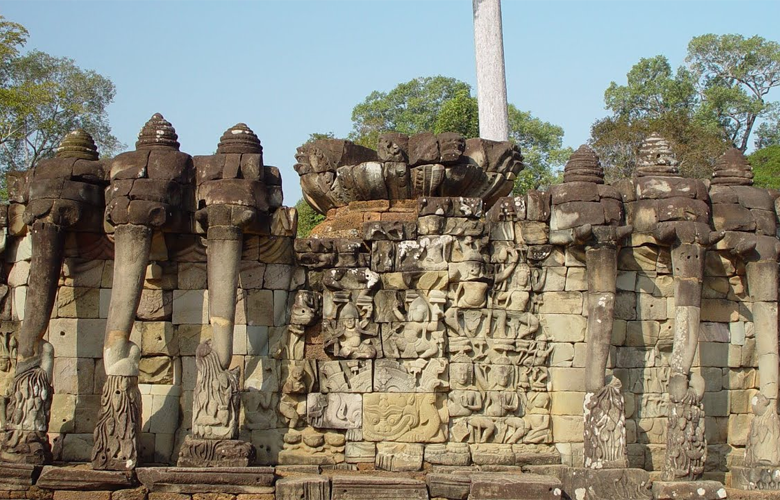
295 197 325 238
591 34 780 180
0 16 122 173
749 144 780 190
349 76 571 193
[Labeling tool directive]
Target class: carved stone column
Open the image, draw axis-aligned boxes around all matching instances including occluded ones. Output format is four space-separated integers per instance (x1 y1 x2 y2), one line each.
178 124 271 466
550 146 632 470
2 130 106 464
709 149 780 490
92 114 193 470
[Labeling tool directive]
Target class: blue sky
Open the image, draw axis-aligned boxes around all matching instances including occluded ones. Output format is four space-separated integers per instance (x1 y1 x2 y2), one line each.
3 0 779 203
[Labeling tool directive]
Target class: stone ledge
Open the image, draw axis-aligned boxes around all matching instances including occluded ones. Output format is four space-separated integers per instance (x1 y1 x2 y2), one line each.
730 466 780 491
0 462 41 491
36 466 134 490
526 465 652 500
135 467 275 494
469 472 563 500
652 480 728 500
330 474 428 500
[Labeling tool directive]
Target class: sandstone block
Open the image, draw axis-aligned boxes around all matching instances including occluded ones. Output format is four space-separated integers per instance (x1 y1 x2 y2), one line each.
172 289 208 324
375 442 423 471
245 290 274 326
539 314 586 342
177 262 208 289
469 472 562 500
137 289 173 321
539 292 582 315
362 393 447 443
549 367 585 392
551 392 584 415
136 321 178 356
330 475 427 500
47 318 105 358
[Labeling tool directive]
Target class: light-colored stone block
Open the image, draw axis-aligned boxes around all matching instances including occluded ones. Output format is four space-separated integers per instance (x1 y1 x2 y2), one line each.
636 293 666 320
549 367 585 392
544 267 566 291
172 289 208 324
362 393 447 443
53 357 94 395
246 290 274 326
728 414 751 446
540 314 586 342
729 321 746 346
539 292 582 314
551 415 583 442
177 262 207 289
245 356 280 392
47 318 106 358
12 285 26 322
136 289 173 321
549 343 574 367
565 267 587 291
232 324 248 355
56 287 100 318
7 261 29 287
626 321 660 347
135 321 177 356
551 392 584 415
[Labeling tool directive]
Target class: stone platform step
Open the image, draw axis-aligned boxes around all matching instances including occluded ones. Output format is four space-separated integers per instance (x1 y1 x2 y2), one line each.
36 465 134 490
136 466 275 494
652 480 728 500
0 462 41 491
526 465 652 500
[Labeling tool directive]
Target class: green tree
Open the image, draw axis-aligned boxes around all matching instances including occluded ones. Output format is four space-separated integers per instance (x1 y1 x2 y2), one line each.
592 35 780 181
687 34 780 151
0 16 122 174
755 108 780 148
295 198 325 238
348 76 571 192
349 76 471 149
749 144 780 190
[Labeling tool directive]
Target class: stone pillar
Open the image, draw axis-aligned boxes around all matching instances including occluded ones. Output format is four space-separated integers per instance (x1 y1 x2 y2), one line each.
92 114 193 470
177 124 269 467
550 145 631 470
709 148 780 485
2 130 106 464
472 0 509 141
613 134 719 483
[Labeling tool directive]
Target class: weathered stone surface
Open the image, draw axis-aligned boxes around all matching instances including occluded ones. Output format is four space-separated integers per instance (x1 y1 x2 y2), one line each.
731 466 780 491
362 393 447 442
469 472 562 500
526 465 652 500
36 466 133 490
136 467 274 494
275 475 330 500
375 442 423 471
651 480 727 500
426 471 472 500
0 462 40 490
330 475 428 500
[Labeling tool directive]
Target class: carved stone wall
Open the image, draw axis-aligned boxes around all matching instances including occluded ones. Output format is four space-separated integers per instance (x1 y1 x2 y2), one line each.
0 131 774 485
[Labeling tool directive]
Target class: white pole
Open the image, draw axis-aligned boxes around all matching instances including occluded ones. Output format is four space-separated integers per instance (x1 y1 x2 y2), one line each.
473 0 509 141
